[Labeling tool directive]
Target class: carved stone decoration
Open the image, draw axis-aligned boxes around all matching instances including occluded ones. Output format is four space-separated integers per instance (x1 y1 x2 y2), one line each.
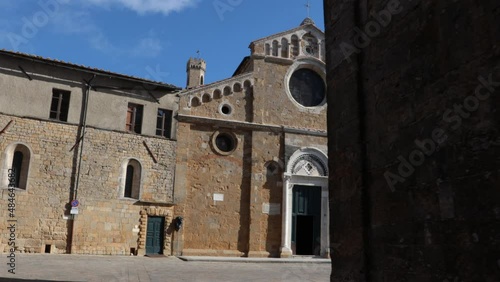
290 154 328 176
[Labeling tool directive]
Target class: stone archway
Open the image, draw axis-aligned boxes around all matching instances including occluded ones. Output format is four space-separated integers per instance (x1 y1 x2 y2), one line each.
280 148 329 258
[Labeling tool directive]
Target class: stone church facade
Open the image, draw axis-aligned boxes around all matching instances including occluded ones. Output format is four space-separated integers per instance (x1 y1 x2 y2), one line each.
173 18 329 258
0 18 328 258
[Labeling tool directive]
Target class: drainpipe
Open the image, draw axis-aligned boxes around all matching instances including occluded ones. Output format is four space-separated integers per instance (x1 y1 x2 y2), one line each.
69 75 95 254
74 75 95 201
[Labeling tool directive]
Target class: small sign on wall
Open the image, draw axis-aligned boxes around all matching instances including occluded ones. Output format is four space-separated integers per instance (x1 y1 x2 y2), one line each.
213 193 224 204
262 203 281 215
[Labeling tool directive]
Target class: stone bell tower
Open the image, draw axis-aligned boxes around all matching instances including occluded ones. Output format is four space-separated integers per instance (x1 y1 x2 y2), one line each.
186 57 206 89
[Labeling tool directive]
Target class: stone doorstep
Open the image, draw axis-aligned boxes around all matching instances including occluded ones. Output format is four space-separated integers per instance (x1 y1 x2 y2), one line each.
177 256 331 264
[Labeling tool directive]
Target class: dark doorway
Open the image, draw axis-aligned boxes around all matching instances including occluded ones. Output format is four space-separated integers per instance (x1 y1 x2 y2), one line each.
296 215 315 254
146 216 164 255
292 185 321 255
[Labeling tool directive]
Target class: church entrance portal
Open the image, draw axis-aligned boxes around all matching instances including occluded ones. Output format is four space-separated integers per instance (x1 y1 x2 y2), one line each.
292 185 321 255
280 148 329 258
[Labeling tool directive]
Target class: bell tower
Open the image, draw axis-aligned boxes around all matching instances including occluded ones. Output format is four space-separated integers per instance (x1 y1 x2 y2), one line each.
186 57 206 89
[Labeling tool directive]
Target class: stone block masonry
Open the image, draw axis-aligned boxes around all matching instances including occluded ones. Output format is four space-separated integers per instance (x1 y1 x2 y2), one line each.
0 113 176 255
325 0 500 281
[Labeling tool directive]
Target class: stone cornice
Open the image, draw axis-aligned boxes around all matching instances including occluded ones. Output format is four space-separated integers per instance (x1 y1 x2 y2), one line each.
176 114 327 137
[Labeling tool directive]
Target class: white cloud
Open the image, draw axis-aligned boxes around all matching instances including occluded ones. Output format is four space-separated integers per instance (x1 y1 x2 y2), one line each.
51 9 163 57
85 0 199 15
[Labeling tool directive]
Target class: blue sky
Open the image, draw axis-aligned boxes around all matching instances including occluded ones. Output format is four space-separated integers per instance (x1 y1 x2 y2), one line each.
0 0 324 88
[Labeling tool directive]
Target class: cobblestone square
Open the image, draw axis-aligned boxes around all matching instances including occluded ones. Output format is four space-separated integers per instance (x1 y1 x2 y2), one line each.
0 254 331 282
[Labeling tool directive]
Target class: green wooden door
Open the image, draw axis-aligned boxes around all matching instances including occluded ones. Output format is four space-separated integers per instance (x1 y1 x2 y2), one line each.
292 185 321 255
146 216 164 255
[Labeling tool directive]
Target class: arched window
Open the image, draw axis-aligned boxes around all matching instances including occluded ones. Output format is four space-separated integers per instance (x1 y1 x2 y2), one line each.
202 93 211 103
124 165 134 198
281 38 289 58
200 75 204 85
11 151 23 188
243 80 252 90
223 86 232 96
190 96 201 107
233 83 242 92
2 143 31 190
121 159 141 199
272 40 279 56
291 35 299 57
302 33 319 58
213 89 222 99
265 43 271 56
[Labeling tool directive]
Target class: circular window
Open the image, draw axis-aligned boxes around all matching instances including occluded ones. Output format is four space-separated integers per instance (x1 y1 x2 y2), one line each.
288 68 325 107
212 131 237 155
220 104 232 115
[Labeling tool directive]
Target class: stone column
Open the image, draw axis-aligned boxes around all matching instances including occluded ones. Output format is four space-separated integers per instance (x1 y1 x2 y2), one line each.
280 174 293 258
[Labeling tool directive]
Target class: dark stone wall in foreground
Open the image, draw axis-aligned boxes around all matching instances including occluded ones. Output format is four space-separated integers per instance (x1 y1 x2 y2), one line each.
324 0 500 281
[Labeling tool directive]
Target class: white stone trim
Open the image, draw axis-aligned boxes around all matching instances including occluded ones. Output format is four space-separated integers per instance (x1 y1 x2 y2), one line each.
118 158 144 200
281 148 329 258
1 142 33 191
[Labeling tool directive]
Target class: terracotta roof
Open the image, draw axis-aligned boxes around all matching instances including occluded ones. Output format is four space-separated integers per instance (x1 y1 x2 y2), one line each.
0 49 181 90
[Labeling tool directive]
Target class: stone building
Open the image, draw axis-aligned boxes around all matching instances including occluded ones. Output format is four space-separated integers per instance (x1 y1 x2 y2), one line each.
172 18 329 258
325 0 499 281
0 50 180 256
0 17 330 259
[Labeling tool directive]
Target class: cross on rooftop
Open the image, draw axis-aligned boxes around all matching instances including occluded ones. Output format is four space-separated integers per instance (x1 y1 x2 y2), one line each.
305 1 311 18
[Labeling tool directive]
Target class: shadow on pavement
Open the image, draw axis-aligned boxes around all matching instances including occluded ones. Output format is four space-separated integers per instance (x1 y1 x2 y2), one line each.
0 278 80 282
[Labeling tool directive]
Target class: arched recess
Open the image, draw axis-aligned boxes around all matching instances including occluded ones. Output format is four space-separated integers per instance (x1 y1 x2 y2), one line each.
189 96 201 107
1 143 32 190
272 40 279 56
213 89 222 99
119 158 143 200
223 86 232 96
280 147 329 258
291 35 300 57
202 93 212 103
281 38 289 58
302 32 319 58
233 82 242 93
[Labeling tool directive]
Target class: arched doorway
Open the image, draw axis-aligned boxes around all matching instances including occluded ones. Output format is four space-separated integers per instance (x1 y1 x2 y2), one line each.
280 148 329 258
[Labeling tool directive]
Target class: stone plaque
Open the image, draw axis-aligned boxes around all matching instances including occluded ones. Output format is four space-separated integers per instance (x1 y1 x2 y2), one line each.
262 203 270 214
262 203 281 215
213 193 224 201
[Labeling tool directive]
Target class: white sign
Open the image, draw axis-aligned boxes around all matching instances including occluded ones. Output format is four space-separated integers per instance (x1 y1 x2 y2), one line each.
213 193 224 201
262 203 270 214
70 207 79 215
262 203 281 215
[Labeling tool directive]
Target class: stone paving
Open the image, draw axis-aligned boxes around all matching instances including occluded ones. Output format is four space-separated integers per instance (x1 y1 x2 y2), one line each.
0 254 331 282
